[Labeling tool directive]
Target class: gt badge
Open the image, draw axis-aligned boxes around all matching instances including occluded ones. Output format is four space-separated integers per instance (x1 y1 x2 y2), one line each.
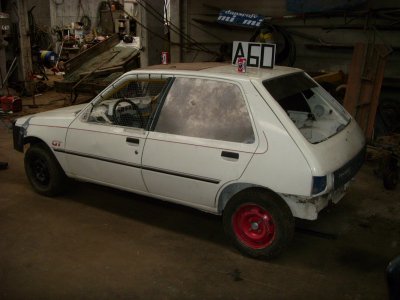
52 140 62 147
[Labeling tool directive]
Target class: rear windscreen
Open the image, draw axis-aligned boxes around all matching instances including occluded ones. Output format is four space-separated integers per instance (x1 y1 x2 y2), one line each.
262 72 350 144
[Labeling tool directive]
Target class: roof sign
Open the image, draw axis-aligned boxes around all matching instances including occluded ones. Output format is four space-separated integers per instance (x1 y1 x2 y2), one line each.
232 41 276 69
217 10 264 28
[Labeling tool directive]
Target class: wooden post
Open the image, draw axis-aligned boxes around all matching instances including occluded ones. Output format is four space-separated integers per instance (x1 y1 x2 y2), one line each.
343 43 391 141
138 1 149 67
169 0 181 63
0 4 9 92
16 0 34 95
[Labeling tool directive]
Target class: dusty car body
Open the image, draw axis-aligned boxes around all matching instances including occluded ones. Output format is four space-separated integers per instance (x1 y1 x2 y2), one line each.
13 63 365 258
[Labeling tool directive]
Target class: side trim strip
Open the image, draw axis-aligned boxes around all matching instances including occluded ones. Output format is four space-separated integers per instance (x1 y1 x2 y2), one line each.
54 148 220 184
54 148 141 168
142 165 220 184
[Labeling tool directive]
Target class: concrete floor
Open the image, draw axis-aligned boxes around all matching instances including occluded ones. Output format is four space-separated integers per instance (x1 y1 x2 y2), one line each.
0 97 400 299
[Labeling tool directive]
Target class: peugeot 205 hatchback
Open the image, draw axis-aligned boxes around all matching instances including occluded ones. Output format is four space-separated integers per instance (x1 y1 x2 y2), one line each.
13 62 365 258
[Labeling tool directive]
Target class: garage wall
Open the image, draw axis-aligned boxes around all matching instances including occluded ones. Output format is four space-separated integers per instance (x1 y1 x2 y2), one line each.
25 0 51 28
19 0 400 78
174 0 400 79
26 0 101 30
49 0 99 29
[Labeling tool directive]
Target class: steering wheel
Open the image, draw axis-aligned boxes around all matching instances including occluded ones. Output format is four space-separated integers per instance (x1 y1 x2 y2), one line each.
112 98 144 128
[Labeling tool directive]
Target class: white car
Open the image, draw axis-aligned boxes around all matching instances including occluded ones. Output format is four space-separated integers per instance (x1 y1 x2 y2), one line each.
13 63 365 258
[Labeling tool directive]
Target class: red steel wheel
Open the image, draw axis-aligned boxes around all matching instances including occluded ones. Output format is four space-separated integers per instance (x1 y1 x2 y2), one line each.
223 189 294 259
232 204 276 249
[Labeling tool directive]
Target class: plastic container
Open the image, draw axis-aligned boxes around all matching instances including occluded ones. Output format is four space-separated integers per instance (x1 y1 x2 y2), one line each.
1 96 22 112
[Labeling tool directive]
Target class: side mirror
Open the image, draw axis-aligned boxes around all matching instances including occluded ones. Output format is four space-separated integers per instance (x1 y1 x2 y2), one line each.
387 255 400 300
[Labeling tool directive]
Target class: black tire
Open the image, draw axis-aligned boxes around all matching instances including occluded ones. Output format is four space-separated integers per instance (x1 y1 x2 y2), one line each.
223 189 294 259
24 143 67 196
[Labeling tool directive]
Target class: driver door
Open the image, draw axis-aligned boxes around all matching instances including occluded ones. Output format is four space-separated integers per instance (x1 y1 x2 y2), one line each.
64 74 169 193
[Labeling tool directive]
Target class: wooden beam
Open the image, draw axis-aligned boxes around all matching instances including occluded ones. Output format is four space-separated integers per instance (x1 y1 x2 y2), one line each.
365 45 390 139
343 43 365 118
64 35 120 74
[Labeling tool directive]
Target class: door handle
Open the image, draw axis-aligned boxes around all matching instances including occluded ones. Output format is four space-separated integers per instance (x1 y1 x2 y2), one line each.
221 151 239 160
126 137 140 145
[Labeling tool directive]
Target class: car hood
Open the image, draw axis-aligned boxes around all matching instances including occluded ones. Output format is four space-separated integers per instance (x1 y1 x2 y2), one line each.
15 104 88 128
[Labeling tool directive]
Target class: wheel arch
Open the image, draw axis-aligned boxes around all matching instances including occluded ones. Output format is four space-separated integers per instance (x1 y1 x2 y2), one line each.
24 136 68 196
24 136 47 147
23 136 66 170
217 183 287 214
23 136 55 155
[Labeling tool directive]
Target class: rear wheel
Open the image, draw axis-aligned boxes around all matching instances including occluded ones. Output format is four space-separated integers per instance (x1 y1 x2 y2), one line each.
24 143 67 196
223 189 294 259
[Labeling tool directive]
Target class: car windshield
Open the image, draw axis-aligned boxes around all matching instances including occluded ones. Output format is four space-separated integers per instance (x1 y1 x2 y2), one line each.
262 72 351 144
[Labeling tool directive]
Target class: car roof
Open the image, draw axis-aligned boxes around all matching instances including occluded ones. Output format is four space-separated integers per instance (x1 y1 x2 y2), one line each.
139 62 302 82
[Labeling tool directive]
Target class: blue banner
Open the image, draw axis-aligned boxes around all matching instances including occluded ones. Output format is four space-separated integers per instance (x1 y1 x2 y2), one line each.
217 10 265 28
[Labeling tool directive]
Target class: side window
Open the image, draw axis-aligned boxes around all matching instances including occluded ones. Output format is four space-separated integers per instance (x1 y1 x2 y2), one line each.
155 78 255 143
86 76 169 129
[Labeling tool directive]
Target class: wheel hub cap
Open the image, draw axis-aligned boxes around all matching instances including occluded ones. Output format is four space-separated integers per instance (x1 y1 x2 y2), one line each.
31 158 49 185
251 222 259 231
232 204 276 249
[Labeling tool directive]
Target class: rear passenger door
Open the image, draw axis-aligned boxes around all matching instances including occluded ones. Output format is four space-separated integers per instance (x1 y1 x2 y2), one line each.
142 77 258 210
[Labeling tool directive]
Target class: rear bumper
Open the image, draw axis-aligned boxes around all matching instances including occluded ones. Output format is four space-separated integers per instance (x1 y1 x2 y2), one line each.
333 146 366 189
282 183 349 220
283 147 365 220
314 182 349 213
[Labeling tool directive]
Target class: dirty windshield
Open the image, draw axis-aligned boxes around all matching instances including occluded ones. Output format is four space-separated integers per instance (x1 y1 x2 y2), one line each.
263 72 350 144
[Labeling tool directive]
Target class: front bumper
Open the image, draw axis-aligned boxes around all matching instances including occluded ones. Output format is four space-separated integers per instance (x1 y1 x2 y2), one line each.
12 122 24 152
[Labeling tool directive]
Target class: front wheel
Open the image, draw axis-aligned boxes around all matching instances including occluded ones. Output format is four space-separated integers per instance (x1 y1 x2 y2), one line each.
24 143 67 196
223 189 294 259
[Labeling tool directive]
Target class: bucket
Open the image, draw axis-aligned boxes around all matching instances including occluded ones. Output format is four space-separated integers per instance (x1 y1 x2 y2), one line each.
39 50 58 68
